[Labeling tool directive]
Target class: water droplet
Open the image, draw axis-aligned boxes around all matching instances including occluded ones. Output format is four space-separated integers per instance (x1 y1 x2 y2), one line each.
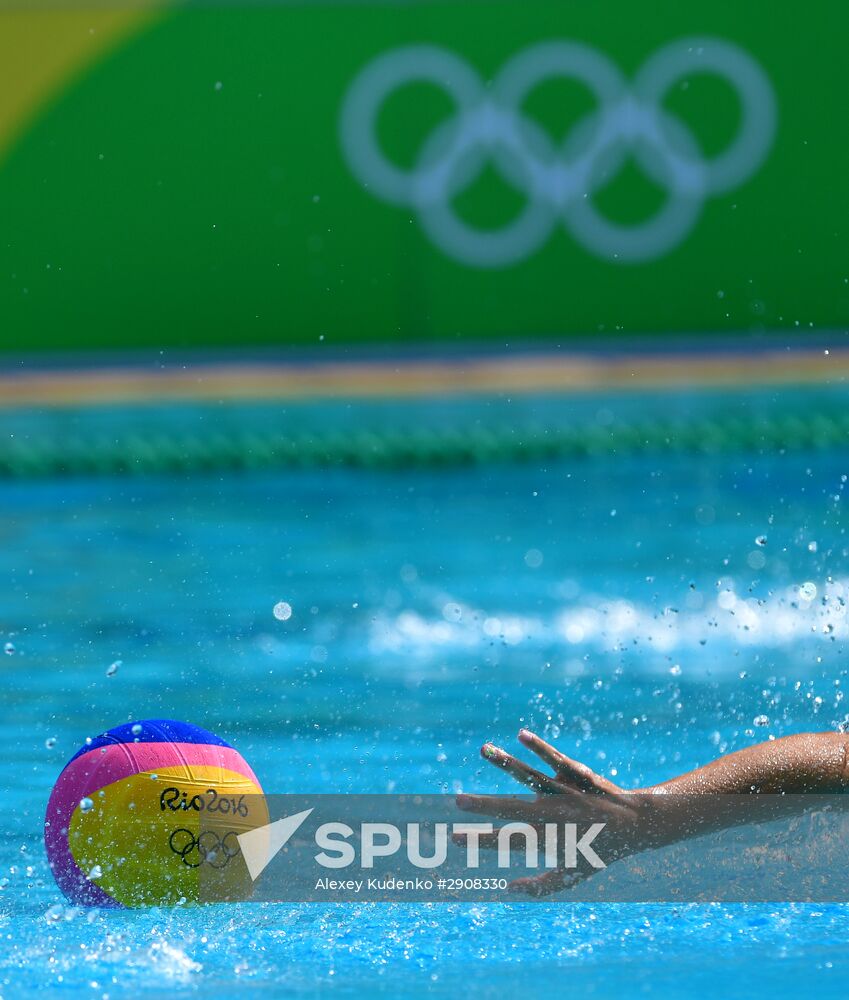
87 864 102 880
273 601 292 621
131 723 143 736
755 535 767 547
3 642 15 656
45 737 56 750
669 664 682 676
106 660 121 678
524 548 543 569
79 797 94 814
753 714 769 727
800 582 817 601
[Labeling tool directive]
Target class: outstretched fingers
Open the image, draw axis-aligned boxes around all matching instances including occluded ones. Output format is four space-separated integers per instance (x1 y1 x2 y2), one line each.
452 824 554 850
509 869 578 897
517 729 629 803
480 742 564 795
517 729 598 788
454 793 538 822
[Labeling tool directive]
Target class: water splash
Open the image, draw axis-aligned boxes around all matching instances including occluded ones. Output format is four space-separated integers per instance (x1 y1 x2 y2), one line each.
369 577 849 663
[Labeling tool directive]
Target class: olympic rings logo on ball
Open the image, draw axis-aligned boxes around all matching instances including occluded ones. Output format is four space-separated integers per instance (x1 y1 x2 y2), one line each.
168 828 241 869
339 38 777 266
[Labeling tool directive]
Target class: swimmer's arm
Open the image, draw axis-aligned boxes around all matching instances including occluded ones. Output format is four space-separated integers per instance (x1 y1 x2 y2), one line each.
456 729 849 895
637 731 849 795
470 728 849 797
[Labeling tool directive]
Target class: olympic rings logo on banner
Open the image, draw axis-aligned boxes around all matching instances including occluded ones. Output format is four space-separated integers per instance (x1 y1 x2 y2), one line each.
339 38 776 266
168 828 241 869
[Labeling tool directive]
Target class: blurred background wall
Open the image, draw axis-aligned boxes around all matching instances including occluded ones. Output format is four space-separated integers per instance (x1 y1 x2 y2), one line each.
1 1 846 353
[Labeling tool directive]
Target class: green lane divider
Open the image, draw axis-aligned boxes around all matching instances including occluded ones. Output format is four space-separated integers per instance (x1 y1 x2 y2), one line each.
2 411 849 478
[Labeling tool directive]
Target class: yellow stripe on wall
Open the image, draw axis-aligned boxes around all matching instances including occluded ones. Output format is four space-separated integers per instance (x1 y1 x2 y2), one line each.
0 6 163 163
0 347 846 408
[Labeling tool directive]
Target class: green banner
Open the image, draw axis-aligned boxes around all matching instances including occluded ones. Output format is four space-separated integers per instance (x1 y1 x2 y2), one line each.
0 1 846 351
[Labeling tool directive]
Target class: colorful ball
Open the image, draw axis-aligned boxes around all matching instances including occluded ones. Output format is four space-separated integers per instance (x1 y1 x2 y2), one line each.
44 720 265 907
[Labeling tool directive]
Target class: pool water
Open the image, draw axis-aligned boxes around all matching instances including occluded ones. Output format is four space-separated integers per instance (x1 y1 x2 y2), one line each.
2 394 849 997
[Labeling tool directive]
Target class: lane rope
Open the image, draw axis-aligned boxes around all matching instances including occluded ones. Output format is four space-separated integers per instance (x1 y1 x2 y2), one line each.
1 411 846 478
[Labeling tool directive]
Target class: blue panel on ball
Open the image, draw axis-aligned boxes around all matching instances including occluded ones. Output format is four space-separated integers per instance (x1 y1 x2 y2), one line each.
66 719 231 766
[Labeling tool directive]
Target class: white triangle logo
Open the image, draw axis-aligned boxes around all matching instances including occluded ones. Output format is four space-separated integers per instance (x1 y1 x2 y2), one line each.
237 808 314 881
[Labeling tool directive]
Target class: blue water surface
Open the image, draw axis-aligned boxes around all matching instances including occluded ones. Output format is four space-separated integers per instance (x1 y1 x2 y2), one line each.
1 393 848 997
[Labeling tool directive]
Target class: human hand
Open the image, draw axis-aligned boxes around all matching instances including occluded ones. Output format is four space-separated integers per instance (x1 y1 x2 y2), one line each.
455 729 646 896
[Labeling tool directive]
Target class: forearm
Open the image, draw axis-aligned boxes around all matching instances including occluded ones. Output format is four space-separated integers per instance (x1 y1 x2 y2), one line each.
639 731 849 795
599 732 849 866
